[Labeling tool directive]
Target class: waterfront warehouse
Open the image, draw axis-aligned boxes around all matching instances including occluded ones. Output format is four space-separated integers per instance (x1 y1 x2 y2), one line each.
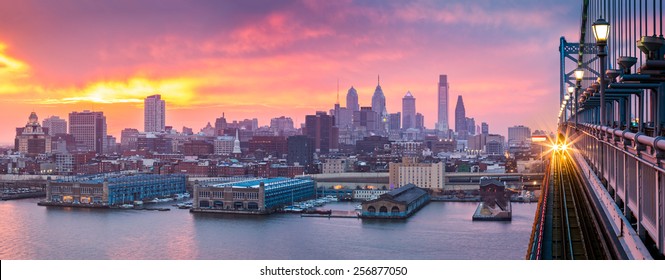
191 177 315 214
42 173 187 207
360 184 430 219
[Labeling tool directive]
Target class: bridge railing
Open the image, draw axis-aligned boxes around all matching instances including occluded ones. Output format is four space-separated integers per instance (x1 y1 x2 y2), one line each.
568 122 664 256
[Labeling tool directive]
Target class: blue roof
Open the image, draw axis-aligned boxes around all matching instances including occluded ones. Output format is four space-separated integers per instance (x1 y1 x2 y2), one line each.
210 177 313 189
56 173 185 184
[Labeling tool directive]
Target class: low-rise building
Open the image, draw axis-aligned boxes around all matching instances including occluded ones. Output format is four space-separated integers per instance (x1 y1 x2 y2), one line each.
191 177 315 214
42 173 187 207
360 184 430 219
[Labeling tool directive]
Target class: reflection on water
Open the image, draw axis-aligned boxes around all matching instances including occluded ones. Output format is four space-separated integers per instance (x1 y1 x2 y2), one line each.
0 199 536 260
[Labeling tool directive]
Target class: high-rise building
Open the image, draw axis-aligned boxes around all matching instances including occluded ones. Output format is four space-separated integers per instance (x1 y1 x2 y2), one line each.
287 135 314 167
415 113 425 130
454 95 466 135
371 76 387 131
144 94 165 132
15 112 51 155
304 112 338 153
346 86 359 113
436 75 449 131
214 114 227 136
42 116 67 136
389 157 444 190
481 122 489 135
353 107 379 132
69 110 107 154
389 113 401 131
466 117 475 136
270 116 295 132
120 128 140 151
508 125 532 144
402 91 416 129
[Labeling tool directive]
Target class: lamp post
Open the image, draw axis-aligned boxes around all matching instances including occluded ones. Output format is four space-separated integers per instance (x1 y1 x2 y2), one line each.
592 17 610 182
574 69 584 128
567 86 574 126
592 18 610 126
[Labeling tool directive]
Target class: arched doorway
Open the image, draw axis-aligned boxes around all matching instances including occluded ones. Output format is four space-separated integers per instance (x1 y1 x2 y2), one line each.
368 206 376 213
379 206 388 213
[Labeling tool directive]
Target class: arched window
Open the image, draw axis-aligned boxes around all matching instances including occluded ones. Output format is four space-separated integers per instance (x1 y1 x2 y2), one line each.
368 206 376 213
379 206 388 213
391 206 400 213
234 201 244 209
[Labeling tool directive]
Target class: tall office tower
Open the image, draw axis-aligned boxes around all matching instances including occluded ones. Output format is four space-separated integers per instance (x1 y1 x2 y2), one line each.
214 113 227 136
454 95 466 133
69 110 107 154
389 113 401 131
42 116 67 136
304 111 339 153
402 91 416 129
353 107 379 132
415 113 425 130
481 122 489 135
144 94 165 132
371 76 387 119
466 117 476 136
346 86 359 112
436 75 449 131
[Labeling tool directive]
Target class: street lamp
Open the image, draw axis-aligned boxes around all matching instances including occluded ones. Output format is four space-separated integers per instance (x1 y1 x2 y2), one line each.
574 69 584 128
592 18 610 126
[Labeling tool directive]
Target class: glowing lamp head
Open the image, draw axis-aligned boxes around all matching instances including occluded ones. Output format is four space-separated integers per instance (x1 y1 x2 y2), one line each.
567 86 575 94
592 18 610 45
574 69 585 81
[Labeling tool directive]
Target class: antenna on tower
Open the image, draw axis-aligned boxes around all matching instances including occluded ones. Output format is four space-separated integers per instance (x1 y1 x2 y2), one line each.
377 74 380 86
336 78 340 104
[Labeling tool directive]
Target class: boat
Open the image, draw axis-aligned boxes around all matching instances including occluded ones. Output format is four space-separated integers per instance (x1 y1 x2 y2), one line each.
119 204 134 209
284 205 304 212
176 202 193 209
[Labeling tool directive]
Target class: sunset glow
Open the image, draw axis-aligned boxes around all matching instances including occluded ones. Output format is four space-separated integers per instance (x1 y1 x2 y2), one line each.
0 0 579 144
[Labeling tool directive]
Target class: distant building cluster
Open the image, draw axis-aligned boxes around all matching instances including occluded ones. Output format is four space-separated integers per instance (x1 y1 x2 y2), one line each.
3 77 547 187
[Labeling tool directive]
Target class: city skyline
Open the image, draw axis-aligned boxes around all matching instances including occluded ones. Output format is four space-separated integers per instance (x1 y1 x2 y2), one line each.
0 0 579 145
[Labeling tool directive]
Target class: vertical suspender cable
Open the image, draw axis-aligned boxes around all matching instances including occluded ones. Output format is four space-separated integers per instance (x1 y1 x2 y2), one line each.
653 0 657 36
660 0 663 36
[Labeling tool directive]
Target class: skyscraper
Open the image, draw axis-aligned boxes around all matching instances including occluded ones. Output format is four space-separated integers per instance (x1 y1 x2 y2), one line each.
466 117 476 136
454 95 466 135
144 94 165 132
481 122 489 135
69 110 107 153
372 76 388 134
437 75 449 131
402 91 416 129
304 112 338 153
42 116 67 136
346 86 359 112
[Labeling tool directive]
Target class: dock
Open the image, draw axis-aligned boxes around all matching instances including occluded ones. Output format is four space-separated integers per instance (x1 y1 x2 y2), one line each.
301 210 359 218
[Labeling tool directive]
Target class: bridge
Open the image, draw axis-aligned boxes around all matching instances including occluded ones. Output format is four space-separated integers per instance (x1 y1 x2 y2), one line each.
528 0 664 259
